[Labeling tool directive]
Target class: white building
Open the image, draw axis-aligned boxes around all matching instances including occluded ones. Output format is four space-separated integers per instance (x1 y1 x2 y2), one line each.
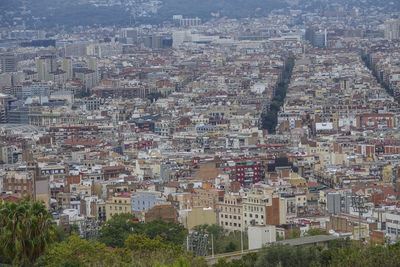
248 225 276 250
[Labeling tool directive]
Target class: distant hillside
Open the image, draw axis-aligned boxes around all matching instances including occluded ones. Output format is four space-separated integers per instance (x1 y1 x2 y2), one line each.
157 0 287 21
3 0 400 30
0 0 287 29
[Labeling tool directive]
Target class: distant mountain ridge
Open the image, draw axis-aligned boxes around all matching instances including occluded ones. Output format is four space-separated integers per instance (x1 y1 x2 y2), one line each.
0 0 287 29
1 0 400 29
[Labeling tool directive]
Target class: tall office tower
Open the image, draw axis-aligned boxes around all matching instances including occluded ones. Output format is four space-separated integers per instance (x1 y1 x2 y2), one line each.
36 55 57 81
313 30 327 48
384 19 400 41
0 93 16 123
121 28 138 44
172 31 191 48
61 57 73 80
151 34 163 50
305 28 327 48
87 57 97 72
87 57 99 83
0 53 18 73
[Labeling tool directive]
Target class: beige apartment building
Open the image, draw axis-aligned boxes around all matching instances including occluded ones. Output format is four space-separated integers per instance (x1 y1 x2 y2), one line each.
105 193 132 220
243 187 286 228
218 193 244 231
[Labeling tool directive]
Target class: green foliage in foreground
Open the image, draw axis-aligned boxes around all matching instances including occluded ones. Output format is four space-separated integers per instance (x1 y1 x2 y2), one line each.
3 200 400 267
0 197 55 266
98 213 187 248
212 238 400 267
38 233 207 267
192 224 249 254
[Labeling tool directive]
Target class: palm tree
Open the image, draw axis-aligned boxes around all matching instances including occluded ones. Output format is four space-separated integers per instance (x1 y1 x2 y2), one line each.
0 197 55 266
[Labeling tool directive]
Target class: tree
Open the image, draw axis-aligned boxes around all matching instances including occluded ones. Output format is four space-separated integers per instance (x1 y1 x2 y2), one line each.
287 228 301 239
225 241 237 253
141 220 187 246
0 198 55 266
98 213 137 248
305 228 329 236
99 215 187 248
255 244 323 267
38 233 117 267
124 234 168 252
192 224 248 254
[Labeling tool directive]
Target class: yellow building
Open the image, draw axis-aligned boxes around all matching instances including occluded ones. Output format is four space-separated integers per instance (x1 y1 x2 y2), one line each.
353 224 368 240
105 193 132 220
382 165 394 184
289 172 307 187
183 207 217 230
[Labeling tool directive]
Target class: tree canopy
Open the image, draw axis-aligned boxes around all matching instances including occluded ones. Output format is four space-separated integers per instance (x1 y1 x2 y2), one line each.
0 197 55 266
98 213 187 248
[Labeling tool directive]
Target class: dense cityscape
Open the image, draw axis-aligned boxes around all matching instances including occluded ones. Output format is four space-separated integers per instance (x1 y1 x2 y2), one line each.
2 0 400 266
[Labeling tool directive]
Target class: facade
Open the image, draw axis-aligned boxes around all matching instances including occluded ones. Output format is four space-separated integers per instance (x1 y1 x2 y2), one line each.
180 17 201 27
243 188 286 228
184 207 217 230
36 55 57 81
384 19 400 41
105 193 132 220
326 191 352 214
2 171 34 197
248 225 276 250
61 58 73 80
144 202 179 223
75 69 97 91
0 53 18 73
231 158 265 185
218 193 243 231
192 187 224 209
131 191 165 213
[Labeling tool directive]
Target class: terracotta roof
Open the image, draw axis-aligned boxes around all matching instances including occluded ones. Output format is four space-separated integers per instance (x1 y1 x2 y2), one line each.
166 181 180 187
1 195 20 203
